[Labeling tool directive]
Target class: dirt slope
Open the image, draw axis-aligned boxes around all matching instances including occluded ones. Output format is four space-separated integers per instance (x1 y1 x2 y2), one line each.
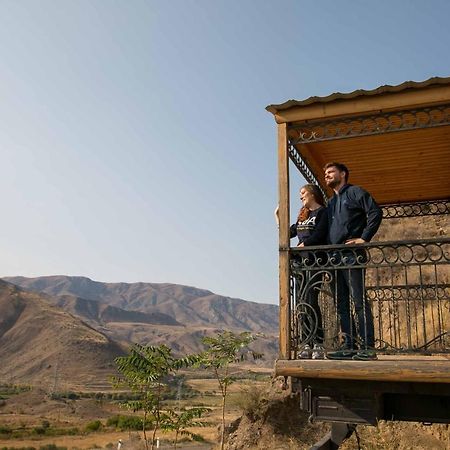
0 280 125 388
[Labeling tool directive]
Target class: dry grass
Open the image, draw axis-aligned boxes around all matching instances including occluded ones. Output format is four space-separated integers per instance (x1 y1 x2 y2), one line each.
341 421 449 450
0 369 272 449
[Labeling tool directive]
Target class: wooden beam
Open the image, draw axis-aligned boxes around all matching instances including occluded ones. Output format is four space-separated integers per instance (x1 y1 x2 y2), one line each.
275 358 450 384
277 123 290 360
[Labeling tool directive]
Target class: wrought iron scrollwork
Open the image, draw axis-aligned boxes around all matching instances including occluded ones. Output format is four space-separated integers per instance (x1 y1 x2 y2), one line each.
291 260 332 349
382 200 450 219
287 142 327 201
294 302 319 346
290 239 450 269
289 238 450 355
288 104 450 144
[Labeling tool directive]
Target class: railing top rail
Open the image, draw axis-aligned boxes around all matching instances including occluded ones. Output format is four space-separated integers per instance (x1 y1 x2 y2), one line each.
289 237 450 252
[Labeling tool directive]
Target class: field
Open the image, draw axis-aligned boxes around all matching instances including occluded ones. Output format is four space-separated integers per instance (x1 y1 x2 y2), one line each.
0 366 273 450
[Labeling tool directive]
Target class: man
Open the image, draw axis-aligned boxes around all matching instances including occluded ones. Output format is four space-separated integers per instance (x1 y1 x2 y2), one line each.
323 162 382 361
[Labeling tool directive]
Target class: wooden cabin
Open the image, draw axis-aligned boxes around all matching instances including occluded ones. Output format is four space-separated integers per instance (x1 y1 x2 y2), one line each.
266 77 450 448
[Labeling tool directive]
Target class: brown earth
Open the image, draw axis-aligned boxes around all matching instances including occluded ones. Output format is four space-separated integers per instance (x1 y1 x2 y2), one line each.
224 381 329 450
0 388 112 423
223 381 449 450
51 293 181 326
0 280 125 388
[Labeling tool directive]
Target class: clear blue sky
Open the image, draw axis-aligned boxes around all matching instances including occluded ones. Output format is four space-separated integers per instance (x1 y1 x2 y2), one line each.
1 0 449 304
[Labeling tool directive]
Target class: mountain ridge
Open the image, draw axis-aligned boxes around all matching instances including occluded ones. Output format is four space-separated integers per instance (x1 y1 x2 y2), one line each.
4 275 278 334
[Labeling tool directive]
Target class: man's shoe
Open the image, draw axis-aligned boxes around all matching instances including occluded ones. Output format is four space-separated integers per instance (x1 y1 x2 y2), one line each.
352 350 377 361
326 349 357 360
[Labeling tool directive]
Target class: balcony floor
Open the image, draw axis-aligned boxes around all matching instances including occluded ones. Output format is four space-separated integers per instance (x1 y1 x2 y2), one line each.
275 354 450 384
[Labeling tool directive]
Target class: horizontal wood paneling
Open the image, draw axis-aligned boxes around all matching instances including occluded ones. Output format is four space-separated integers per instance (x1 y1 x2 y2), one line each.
295 126 450 204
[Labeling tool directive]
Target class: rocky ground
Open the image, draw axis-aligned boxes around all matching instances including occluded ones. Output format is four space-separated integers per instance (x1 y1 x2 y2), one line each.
222 380 449 450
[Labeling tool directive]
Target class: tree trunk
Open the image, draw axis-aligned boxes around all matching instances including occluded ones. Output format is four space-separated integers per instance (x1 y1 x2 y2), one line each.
220 392 226 450
143 410 149 450
151 423 158 450
174 430 179 449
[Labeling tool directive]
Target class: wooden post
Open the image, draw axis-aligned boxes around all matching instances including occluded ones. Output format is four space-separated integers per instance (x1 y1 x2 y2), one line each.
278 123 290 360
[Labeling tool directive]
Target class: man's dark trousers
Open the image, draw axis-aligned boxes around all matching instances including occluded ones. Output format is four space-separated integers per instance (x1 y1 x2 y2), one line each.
334 253 375 349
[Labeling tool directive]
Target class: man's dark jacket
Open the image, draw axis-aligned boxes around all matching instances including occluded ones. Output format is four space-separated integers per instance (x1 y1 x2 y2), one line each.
327 184 382 244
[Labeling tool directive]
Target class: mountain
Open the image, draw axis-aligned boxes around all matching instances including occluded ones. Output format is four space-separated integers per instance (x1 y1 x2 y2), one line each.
0 280 125 388
50 294 181 327
4 276 278 334
2 276 280 381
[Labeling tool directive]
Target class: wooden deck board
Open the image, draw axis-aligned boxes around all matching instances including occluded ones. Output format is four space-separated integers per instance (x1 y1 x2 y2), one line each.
276 355 450 383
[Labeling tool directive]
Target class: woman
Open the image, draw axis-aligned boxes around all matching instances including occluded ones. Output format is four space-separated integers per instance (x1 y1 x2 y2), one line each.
283 184 328 355
290 184 328 247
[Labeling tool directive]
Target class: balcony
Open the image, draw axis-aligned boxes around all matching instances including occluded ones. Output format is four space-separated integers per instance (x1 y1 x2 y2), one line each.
289 238 449 358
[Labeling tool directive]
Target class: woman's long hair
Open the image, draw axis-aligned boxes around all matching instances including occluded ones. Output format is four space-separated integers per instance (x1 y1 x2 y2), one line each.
297 184 326 222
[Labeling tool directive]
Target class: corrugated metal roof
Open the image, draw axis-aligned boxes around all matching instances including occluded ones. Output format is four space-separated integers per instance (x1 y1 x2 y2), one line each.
266 76 450 114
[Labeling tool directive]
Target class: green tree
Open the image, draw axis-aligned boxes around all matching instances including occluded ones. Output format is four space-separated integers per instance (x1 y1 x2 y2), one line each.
161 407 209 449
200 331 261 450
113 344 200 450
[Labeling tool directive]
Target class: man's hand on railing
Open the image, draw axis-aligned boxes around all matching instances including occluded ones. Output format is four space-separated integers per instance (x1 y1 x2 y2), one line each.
345 238 366 245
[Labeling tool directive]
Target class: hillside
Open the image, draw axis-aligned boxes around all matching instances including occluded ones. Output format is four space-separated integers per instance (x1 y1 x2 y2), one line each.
0 280 125 388
51 293 181 327
1 276 280 375
4 276 278 333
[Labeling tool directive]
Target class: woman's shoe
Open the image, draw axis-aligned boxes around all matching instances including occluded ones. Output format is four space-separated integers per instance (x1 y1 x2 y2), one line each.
299 344 312 359
312 344 325 360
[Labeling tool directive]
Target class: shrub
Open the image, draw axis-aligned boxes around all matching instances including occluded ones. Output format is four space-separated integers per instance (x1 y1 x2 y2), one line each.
235 384 270 421
85 420 102 432
117 415 143 431
106 415 143 431
66 427 79 435
39 446 67 450
106 416 119 427
0 426 12 434
66 392 79 400
50 391 79 401
0 447 36 450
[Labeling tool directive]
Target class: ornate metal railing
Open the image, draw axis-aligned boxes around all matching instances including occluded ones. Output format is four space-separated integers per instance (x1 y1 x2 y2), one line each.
381 200 450 219
289 238 450 357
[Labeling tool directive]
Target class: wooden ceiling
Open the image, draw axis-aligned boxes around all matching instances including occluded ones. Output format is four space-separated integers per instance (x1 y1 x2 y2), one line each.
294 126 450 204
267 77 450 205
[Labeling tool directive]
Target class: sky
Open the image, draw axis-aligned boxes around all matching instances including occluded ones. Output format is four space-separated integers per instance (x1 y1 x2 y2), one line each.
0 0 449 304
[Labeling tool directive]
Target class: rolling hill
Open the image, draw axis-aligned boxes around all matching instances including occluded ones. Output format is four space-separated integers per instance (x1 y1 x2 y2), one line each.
0 280 125 388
